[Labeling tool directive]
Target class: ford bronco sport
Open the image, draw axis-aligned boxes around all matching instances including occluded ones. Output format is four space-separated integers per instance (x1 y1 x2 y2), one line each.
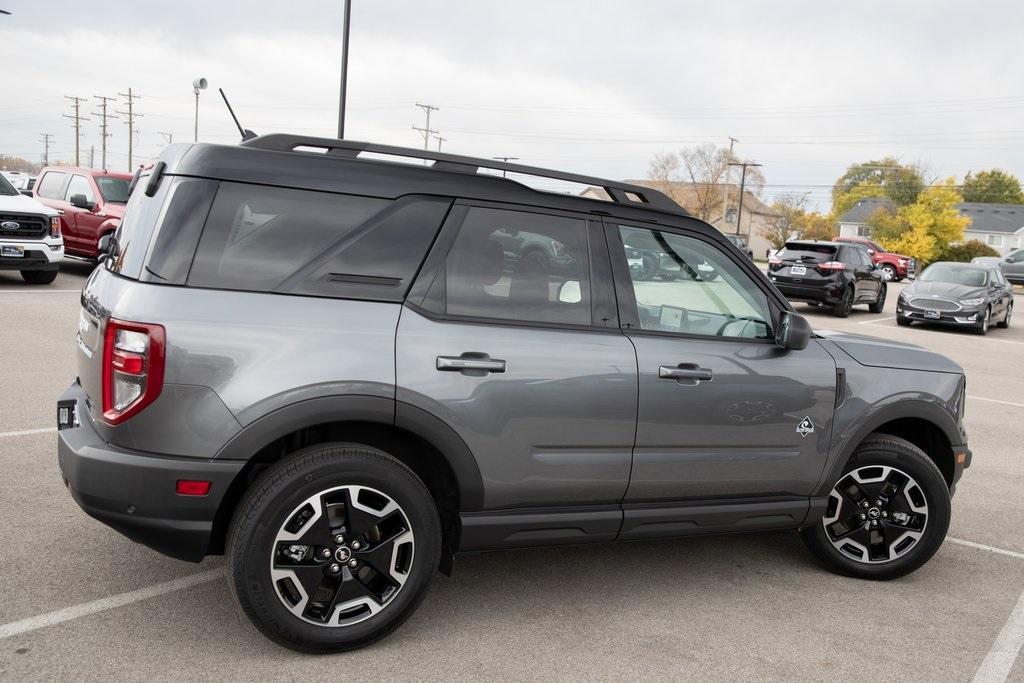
58 136 971 653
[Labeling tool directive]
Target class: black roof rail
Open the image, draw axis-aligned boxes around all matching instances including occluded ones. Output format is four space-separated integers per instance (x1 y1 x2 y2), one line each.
240 134 688 216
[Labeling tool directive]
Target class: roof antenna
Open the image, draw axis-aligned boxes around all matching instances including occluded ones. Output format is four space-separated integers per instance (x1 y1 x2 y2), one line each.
219 88 257 142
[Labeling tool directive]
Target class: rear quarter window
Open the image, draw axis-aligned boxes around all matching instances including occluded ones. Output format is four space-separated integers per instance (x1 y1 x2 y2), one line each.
186 182 450 301
36 171 67 199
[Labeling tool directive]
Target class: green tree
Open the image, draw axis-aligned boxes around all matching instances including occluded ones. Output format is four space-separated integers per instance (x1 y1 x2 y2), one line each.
934 240 1000 262
832 157 924 207
961 169 1024 204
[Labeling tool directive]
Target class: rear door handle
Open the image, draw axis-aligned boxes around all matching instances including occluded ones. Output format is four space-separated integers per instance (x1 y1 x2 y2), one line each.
437 354 506 374
659 364 713 384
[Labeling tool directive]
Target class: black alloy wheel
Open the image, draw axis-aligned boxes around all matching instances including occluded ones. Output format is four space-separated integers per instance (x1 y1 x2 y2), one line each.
869 283 887 313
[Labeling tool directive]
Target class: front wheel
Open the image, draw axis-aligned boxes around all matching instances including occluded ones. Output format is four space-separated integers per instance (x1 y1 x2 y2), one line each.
998 303 1012 329
20 269 58 285
975 307 991 335
800 434 951 580
878 265 897 282
868 283 887 313
227 444 441 653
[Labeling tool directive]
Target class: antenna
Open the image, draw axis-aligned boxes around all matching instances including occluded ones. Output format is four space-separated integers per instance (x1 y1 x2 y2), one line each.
219 88 257 142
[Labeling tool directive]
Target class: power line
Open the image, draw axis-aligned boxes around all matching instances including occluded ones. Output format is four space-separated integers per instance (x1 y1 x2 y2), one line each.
62 96 89 166
39 133 53 166
412 103 439 155
117 88 142 171
92 95 117 170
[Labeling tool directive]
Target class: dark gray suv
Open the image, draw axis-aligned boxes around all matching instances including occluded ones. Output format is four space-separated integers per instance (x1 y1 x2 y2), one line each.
57 136 972 653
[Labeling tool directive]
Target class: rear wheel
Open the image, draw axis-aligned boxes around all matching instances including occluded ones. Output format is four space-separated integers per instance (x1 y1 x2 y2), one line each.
800 434 950 580
998 302 1012 329
868 283 887 313
228 443 441 653
832 286 854 318
20 269 57 285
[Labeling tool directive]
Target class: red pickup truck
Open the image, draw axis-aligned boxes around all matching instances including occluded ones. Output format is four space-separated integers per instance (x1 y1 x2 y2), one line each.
33 166 132 259
834 236 915 281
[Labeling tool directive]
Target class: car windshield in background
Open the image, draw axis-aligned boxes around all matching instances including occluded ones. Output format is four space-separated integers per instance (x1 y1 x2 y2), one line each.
778 243 837 263
920 264 988 287
96 177 131 203
0 175 18 196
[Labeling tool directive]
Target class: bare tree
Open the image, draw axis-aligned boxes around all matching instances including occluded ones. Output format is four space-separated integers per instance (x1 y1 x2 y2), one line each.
647 144 764 223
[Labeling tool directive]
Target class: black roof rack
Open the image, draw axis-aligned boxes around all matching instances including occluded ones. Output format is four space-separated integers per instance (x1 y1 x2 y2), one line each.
240 134 687 216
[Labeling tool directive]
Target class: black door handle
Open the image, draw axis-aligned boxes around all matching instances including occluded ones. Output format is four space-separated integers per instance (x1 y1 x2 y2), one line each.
437 353 506 375
658 363 713 385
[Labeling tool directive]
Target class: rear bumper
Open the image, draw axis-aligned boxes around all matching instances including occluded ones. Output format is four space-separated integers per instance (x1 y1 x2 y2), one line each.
773 281 841 304
56 382 244 562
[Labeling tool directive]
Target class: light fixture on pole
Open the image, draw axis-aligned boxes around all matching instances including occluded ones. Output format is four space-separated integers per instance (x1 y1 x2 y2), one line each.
192 77 208 142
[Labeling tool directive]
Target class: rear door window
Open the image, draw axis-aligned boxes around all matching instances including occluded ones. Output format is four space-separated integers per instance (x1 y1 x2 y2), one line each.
778 243 837 263
36 171 68 199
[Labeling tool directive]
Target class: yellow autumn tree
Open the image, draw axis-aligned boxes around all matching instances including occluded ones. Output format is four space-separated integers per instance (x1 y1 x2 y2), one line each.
864 179 969 265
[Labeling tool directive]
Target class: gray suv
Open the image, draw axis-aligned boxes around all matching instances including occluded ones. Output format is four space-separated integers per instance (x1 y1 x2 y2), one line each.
57 136 972 653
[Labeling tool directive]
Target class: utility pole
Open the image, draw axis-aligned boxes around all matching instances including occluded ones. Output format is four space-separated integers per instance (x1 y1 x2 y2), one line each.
89 145 95 168
412 103 439 157
158 131 173 145
39 133 53 166
63 96 89 166
117 88 142 171
92 95 117 170
492 156 519 178
337 0 352 139
720 136 738 226
728 161 763 236
433 135 446 151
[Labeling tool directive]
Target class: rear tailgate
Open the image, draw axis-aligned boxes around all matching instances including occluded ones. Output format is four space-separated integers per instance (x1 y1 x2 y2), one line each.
770 243 839 285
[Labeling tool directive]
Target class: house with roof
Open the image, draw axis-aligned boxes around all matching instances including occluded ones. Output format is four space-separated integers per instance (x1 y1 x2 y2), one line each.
837 198 1024 256
580 181 781 259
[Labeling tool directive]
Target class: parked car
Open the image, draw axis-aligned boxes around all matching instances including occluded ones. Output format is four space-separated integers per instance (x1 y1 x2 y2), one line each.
724 233 754 259
997 248 1024 285
3 173 37 195
58 136 969 653
834 236 915 281
0 172 63 284
897 261 1013 334
33 166 132 259
971 256 1002 266
768 240 886 317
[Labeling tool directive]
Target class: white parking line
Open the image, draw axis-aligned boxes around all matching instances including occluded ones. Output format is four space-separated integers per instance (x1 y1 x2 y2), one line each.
973 589 1024 683
858 316 895 325
968 396 1024 410
0 289 80 293
949 537 1024 562
0 568 225 640
0 427 56 439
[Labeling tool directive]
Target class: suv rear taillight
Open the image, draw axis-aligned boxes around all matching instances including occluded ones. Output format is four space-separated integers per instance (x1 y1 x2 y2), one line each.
101 318 165 425
817 261 846 272
50 216 61 237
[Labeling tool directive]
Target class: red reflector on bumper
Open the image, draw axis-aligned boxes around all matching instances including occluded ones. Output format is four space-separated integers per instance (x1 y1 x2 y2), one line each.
175 480 211 496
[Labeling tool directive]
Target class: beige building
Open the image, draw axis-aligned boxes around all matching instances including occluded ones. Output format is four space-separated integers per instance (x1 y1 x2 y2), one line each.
580 181 780 260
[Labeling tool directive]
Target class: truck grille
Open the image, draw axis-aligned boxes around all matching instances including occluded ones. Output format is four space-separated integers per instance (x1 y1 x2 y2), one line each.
909 297 959 312
0 213 49 239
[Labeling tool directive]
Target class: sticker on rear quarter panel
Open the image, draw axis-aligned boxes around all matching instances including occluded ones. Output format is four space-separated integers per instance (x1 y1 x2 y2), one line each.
796 417 814 437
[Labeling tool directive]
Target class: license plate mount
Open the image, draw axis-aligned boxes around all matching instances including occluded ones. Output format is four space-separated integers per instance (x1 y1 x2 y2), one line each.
924 309 941 319
57 399 79 430
790 265 807 276
1 245 24 258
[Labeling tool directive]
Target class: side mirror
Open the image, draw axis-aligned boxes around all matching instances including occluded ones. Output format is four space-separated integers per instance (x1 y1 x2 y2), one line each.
70 194 94 211
19 189 33 197
97 233 117 264
1006 257 1016 264
776 311 812 351
867 249 875 255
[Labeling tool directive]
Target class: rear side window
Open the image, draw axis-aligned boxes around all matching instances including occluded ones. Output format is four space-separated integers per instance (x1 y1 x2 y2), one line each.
36 171 67 199
432 207 592 326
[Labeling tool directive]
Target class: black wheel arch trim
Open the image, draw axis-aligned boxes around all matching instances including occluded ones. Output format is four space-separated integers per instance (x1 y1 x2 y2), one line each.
213 394 485 512
815 399 963 497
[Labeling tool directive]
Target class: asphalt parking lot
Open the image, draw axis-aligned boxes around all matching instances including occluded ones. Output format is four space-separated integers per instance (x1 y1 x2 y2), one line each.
1 263 1023 681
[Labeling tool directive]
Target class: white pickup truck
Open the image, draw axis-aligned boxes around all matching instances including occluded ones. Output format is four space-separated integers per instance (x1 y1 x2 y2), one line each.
0 173 63 284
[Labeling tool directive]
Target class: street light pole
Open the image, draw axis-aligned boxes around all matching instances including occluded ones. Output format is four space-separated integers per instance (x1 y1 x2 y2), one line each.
192 77 207 142
337 0 352 139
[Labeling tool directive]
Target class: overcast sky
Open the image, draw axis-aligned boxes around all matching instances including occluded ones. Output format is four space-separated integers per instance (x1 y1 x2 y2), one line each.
2 0 1022 210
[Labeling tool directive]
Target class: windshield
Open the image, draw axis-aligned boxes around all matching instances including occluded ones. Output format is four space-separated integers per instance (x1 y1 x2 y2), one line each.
919 264 988 287
778 243 837 263
0 175 18 196
96 176 131 203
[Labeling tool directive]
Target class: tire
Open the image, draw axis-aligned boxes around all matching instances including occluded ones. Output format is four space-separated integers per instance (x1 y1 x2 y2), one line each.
639 254 658 281
998 302 1012 329
879 265 897 282
868 283 887 313
20 269 57 285
897 315 911 327
975 307 991 335
832 286 854 318
800 433 951 580
227 443 442 653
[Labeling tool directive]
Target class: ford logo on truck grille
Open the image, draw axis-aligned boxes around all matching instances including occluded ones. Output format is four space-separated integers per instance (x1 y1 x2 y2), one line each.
1 221 20 230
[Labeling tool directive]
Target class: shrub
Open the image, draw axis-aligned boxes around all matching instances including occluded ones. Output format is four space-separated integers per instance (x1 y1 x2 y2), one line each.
934 240 1000 263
